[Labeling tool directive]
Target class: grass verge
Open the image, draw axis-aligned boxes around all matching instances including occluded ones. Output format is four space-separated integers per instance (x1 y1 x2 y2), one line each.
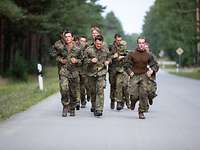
0 66 59 121
168 68 200 80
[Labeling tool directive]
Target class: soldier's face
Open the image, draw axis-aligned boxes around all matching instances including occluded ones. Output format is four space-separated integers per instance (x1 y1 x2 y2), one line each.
79 37 87 47
64 33 73 44
138 39 146 50
92 30 100 40
115 37 122 46
145 44 149 52
95 40 103 50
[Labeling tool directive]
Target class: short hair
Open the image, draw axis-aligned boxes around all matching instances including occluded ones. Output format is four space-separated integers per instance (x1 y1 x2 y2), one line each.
137 36 146 43
90 26 101 34
114 33 122 39
80 35 87 41
62 29 74 37
94 35 104 42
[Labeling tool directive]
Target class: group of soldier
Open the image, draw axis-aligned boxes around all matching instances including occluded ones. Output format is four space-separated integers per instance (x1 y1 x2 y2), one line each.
50 26 159 119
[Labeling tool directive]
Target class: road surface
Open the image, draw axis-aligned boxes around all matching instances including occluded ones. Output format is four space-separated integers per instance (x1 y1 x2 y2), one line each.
0 70 200 150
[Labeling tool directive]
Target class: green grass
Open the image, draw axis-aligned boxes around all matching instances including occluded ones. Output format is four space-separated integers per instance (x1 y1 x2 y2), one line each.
0 66 59 121
169 68 200 80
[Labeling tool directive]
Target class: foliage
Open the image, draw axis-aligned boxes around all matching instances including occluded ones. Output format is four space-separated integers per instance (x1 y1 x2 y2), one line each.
142 0 196 65
8 52 28 81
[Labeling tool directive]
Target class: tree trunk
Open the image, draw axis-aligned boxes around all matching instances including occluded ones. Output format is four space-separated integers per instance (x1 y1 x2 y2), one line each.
0 17 5 74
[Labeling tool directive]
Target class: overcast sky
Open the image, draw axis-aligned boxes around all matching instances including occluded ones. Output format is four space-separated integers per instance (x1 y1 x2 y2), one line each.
98 0 155 34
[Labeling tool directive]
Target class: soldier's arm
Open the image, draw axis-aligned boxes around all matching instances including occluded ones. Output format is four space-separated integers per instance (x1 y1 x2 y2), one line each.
84 47 95 64
124 52 134 76
148 52 159 73
71 48 82 64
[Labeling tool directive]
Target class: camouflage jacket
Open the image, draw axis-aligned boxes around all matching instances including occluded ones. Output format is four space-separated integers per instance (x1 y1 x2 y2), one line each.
109 41 128 73
50 40 82 78
85 45 110 77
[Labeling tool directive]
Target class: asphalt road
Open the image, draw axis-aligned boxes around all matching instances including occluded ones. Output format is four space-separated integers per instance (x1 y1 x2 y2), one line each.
0 70 200 150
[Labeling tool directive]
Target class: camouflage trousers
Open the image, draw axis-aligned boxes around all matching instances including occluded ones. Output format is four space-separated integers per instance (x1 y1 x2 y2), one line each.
59 75 80 111
147 79 157 100
88 75 106 112
80 74 90 105
109 72 117 103
129 74 149 113
115 72 129 103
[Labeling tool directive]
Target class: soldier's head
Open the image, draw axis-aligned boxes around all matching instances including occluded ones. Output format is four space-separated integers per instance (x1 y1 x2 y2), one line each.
62 29 74 45
114 33 123 46
79 35 87 48
91 26 101 40
137 36 146 51
144 42 150 53
94 35 104 50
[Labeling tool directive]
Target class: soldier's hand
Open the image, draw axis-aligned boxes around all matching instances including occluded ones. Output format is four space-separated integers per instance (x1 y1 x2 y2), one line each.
71 57 78 64
118 55 125 60
146 70 153 78
91 58 98 63
60 58 67 64
113 53 118 58
130 72 134 77
104 61 110 66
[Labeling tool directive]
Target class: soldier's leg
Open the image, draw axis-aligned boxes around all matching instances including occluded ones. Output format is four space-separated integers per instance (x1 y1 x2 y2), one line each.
123 73 130 109
148 79 157 105
94 75 105 116
80 75 87 108
129 76 139 110
115 73 124 110
138 75 149 119
109 73 116 109
59 75 70 117
75 75 81 110
69 77 80 116
85 76 91 102
123 85 130 109
88 76 96 112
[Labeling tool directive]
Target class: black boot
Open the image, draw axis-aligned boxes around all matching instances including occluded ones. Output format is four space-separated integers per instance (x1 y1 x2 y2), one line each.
76 103 80 110
116 102 123 110
130 101 136 110
110 101 115 109
70 109 75 116
90 107 95 112
94 110 103 117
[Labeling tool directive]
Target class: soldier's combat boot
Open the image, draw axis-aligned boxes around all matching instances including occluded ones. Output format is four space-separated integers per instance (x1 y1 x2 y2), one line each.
76 103 80 110
62 105 68 117
94 110 102 117
81 101 86 108
116 102 123 110
90 107 95 112
130 101 136 110
138 112 145 119
110 101 115 109
126 101 131 109
149 98 153 105
70 109 75 117
121 102 124 109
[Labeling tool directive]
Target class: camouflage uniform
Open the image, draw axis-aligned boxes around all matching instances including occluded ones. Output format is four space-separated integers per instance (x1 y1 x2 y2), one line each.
85 45 110 114
79 44 90 107
50 40 81 115
125 48 159 114
146 52 158 110
109 40 129 110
